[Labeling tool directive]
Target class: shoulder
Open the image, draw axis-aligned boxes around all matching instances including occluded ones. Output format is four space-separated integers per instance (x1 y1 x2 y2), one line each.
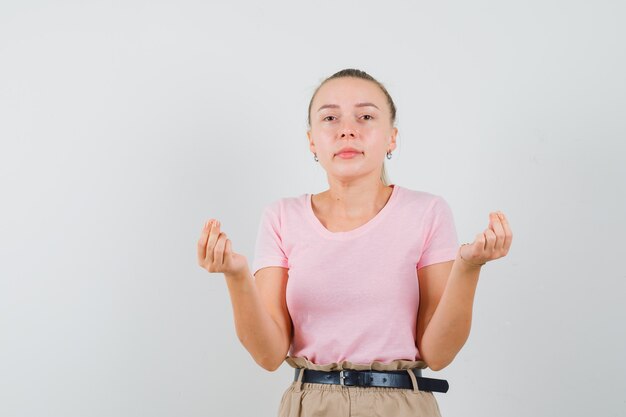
260 193 307 219
395 184 450 210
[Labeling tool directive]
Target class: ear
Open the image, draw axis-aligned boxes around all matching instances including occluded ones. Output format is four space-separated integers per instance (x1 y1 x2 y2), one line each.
307 130 315 153
389 127 398 152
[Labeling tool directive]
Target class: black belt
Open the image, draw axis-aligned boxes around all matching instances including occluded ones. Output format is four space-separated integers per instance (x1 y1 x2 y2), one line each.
294 368 449 393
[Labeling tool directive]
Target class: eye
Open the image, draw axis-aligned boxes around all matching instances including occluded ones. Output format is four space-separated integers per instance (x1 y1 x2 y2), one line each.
323 115 336 121
361 114 373 120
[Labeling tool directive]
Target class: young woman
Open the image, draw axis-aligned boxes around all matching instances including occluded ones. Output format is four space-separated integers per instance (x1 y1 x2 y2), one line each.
197 69 513 416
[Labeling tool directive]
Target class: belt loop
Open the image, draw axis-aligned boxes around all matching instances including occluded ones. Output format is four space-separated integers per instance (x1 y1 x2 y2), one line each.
294 368 305 392
289 368 305 417
406 368 420 393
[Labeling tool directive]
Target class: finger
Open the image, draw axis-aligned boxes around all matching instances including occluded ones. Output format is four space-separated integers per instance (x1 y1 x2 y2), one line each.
209 220 227 266
214 232 227 266
489 212 506 251
475 232 486 252
498 212 513 253
224 238 232 260
197 219 213 264
484 228 497 253
205 219 220 261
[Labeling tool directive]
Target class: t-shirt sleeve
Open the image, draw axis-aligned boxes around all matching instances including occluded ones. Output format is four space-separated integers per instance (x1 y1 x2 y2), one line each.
417 196 460 270
251 200 289 277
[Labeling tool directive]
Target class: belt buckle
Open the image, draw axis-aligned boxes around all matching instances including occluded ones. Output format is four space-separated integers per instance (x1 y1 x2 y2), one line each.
339 370 346 386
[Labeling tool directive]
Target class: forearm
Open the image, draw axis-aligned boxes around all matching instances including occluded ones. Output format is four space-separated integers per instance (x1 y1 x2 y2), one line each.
420 253 482 370
223 268 286 371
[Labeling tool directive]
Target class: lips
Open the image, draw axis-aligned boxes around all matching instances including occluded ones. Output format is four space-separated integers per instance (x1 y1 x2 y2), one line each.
335 148 362 156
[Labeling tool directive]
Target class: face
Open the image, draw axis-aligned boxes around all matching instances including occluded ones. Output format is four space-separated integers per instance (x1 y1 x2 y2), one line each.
307 77 397 183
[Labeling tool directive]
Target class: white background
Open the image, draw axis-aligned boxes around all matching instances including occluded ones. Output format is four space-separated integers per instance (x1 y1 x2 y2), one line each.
1 1 625 416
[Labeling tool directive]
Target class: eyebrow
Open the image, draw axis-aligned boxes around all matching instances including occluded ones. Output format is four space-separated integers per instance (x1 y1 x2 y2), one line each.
317 102 380 112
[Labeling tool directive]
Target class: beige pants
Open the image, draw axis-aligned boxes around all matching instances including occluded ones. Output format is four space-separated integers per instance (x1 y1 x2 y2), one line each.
277 356 443 417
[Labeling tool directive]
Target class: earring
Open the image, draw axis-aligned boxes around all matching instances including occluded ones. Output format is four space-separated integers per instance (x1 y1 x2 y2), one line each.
314 153 319 162
386 151 392 160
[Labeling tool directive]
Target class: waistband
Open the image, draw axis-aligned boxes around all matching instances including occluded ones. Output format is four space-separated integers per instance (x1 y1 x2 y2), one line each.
284 355 429 372
293 368 449 393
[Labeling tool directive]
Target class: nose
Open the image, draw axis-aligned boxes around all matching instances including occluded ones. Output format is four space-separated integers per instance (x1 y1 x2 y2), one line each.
339 121 358 138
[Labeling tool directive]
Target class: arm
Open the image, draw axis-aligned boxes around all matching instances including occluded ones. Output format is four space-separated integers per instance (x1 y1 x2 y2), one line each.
197 218 292 372
416 255 481 371
224 266 292 372
417 211 512 371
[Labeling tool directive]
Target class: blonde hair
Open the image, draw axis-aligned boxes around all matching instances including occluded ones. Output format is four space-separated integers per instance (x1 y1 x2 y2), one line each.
307 68 397 186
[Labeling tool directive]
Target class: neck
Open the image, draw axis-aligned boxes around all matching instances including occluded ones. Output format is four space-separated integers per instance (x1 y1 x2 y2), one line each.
322 179 393 218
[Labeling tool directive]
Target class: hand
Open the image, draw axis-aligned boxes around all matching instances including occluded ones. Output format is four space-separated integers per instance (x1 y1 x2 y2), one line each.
197 219 249 276
458 211 513 267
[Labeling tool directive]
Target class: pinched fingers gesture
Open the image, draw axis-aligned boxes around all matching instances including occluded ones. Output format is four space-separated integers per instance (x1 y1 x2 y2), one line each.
197 219 248 276
459 211 513 267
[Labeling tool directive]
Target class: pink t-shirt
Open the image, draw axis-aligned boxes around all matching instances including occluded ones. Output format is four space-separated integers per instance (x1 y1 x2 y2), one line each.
251 184 459 366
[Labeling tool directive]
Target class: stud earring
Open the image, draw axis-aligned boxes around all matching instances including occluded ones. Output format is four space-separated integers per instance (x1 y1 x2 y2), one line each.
386 151 392 160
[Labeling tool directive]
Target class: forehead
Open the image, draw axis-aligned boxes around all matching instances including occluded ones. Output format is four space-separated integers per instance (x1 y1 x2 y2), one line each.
314 77 386 108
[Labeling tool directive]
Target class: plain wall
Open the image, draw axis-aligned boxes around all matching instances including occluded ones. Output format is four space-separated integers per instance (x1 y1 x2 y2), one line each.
1 1 625 416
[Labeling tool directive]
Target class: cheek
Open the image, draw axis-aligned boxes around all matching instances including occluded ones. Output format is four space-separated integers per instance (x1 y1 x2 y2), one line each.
362 124 388 136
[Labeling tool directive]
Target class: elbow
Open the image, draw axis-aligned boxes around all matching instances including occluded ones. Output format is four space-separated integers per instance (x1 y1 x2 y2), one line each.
257 354 286 372
260 359 283 372
427 361 448 372
426 354 456 371
266 363 282 372
420 335 468 371
238 339 284 372
421 349 454 372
